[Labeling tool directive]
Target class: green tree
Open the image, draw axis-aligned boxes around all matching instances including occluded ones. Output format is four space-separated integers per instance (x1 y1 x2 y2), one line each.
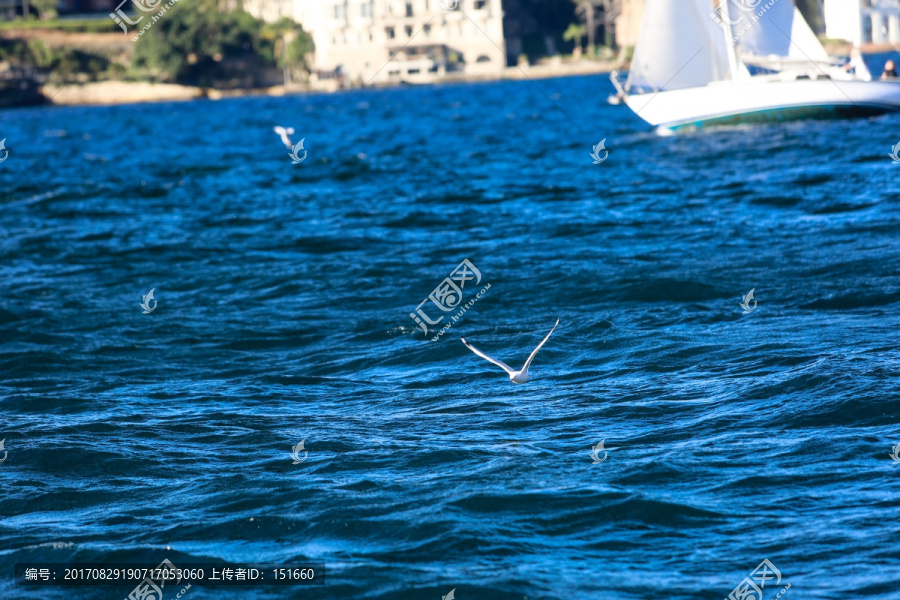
563 22 586 53
278 30 314 84
131 1 314 87
29 0 58 19
572 0 599 52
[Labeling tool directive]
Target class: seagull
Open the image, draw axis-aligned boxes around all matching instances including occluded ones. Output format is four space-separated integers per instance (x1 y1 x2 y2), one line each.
273 126 295 149
461 318 559 384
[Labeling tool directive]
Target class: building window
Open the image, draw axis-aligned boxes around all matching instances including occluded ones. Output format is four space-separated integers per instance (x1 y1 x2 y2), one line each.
474 0 486 8
476 55 491 62
386 27 396 39
361 2 372 17
333 4 346 19
406 2 413 17
424 24 431 37
406 25 414 37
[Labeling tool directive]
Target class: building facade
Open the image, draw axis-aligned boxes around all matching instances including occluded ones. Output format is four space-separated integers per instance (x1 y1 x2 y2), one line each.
614 0 644 49
825 0 900 46
241 0 294 23
240 0 506 84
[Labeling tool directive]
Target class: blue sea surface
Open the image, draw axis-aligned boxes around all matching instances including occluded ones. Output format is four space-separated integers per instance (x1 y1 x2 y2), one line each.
1 73 900 600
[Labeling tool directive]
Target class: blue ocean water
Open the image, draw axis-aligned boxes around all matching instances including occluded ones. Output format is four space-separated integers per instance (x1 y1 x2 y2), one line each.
1 73 900 600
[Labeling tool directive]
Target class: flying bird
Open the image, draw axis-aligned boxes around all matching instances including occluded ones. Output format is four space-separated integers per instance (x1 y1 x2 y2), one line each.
461 318 559 384
273 126 295 149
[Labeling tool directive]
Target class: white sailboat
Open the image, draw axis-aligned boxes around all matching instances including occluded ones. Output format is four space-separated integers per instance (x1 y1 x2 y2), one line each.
613 0 900 130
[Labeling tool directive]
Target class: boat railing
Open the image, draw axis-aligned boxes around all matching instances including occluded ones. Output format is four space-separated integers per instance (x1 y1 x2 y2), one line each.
610 70 660 97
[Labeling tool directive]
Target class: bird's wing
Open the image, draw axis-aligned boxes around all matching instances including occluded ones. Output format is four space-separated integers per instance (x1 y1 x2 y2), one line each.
146 288 155 302
522 318 560 371
746 288 754 300
444 590 455 600
461 338 515 375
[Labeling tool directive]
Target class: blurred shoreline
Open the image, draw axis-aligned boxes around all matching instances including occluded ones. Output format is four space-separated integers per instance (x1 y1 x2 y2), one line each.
18 58 620 108
1 22 897 109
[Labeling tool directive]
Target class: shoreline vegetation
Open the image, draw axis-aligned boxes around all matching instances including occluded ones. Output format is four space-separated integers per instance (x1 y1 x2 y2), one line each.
32 59 621 107
0 3 888 109
0 0 315 107
0 5 620 108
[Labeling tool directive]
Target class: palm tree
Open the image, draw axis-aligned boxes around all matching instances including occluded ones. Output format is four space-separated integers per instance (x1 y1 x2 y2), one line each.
572 0 598 52
563 22 587 54
572 0 621 52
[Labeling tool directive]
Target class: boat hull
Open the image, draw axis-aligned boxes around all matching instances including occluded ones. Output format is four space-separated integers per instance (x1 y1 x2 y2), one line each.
624 79 900 129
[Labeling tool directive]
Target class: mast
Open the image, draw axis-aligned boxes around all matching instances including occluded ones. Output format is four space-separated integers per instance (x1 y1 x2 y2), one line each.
717 0 741 80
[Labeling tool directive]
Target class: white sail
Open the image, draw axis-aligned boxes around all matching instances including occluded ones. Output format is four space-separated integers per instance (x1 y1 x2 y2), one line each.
627 0 737 92
733 3 829 64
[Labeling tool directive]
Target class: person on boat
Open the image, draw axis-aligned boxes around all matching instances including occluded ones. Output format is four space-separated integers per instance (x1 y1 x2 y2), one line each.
881 60 898 80
843 48 872 81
